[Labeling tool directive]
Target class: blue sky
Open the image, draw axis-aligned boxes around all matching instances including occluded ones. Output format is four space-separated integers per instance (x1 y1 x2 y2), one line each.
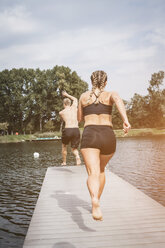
0 0 165 99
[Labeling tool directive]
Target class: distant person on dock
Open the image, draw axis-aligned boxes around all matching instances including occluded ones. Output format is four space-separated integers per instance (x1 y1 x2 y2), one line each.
59 91 81 166
78 70 131 221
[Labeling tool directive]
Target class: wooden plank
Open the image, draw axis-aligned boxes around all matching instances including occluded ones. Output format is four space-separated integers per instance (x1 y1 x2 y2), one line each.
23 166 165 248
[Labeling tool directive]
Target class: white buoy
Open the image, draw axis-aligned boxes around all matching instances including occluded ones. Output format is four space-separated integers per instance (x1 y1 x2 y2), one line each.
33 152 39 158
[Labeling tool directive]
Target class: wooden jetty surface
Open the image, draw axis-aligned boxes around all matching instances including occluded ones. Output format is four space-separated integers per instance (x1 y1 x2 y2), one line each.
23 166 165 248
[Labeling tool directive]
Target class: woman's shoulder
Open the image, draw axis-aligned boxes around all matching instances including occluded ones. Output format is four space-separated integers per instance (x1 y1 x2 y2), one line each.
100 91 119 105
101 90 112 98
102 90 117 94
79 91 91 106
80 91 91 99
103 90 120 98
82 90 91 95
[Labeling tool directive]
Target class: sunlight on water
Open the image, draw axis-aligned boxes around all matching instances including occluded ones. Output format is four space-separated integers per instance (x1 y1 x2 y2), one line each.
108 136 165 206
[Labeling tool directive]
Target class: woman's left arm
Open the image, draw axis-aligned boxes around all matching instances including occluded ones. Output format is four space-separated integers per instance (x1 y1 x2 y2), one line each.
111 91 131 134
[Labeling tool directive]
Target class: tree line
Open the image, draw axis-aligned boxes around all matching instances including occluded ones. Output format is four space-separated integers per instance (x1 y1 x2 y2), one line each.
113 71 165 129
0 67 164 134
0 66 88 134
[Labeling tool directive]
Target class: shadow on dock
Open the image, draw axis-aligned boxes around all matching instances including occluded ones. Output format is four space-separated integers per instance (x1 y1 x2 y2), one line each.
52 242 76 248
52 190 95 232
52 167 75 174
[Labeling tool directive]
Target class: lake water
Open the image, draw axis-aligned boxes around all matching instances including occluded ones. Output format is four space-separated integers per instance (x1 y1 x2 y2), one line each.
0 136 165 248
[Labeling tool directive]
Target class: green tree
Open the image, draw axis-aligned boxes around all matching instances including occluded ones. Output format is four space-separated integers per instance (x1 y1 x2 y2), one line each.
0 69 25 133
127 71 165 128
45 66 88 130
0 122 9 135
25 121 34 134
127 94 150 128
0 66 88 133
44 120 55 132
147 71 165 127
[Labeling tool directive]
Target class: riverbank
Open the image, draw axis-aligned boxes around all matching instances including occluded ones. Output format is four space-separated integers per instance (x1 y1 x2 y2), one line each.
0 128 164 143
114 127 165 137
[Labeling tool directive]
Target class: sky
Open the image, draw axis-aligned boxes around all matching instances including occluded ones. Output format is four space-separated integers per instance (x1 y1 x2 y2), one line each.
0 0 165 100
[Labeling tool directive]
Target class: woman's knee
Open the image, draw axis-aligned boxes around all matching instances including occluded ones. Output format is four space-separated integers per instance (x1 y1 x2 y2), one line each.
88 167 100 177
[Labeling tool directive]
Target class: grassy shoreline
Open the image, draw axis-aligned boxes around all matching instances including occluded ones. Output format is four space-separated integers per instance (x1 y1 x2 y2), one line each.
0 128 164 143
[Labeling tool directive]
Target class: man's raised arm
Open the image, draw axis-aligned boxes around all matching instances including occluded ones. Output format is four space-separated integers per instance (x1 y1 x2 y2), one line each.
62 91 78 106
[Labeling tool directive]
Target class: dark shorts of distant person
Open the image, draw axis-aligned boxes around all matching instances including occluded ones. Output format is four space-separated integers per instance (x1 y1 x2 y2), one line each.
81 125 116 155
62 128 80 149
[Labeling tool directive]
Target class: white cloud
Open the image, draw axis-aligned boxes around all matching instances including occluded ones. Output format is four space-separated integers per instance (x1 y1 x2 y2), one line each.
0 5 37 34
0 27 153 64
145 29 165 46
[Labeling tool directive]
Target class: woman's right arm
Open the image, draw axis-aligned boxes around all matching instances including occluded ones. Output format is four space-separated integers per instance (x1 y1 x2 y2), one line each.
77 95 84 123
111 91 131 134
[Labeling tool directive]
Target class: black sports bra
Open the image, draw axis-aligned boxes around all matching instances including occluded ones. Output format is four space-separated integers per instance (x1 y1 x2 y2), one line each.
83 91 112 116
83 102 112 116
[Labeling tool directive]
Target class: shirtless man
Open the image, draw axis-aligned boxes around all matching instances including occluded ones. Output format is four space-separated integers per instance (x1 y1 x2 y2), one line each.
59 91 81 166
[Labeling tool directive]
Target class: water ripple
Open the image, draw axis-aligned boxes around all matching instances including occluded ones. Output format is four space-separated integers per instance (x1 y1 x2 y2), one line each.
108 136 165 206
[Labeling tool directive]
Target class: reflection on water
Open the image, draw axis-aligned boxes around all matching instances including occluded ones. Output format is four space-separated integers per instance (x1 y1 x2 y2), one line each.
0 136 165 247
108 136 165 206
0 141 64 248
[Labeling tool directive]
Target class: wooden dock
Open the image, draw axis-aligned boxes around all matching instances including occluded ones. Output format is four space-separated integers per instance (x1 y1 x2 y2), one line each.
23 166 165 248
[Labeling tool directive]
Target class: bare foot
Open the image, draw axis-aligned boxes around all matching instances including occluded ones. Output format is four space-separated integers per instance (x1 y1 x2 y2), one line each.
61 162 66 166
92 197 103 221
76 156 81 166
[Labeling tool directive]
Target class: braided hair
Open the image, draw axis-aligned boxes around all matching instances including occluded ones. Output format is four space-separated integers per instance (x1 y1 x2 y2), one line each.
87 70 107 104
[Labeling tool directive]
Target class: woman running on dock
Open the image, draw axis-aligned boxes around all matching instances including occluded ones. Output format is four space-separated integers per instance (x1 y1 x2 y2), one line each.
78 70 131 221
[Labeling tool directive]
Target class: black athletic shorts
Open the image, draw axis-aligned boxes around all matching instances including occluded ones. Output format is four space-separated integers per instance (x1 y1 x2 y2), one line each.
81 125 116 155
62 128 80 149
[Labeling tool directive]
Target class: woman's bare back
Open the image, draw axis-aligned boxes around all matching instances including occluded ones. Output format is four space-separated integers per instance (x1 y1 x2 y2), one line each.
79 90 113 127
